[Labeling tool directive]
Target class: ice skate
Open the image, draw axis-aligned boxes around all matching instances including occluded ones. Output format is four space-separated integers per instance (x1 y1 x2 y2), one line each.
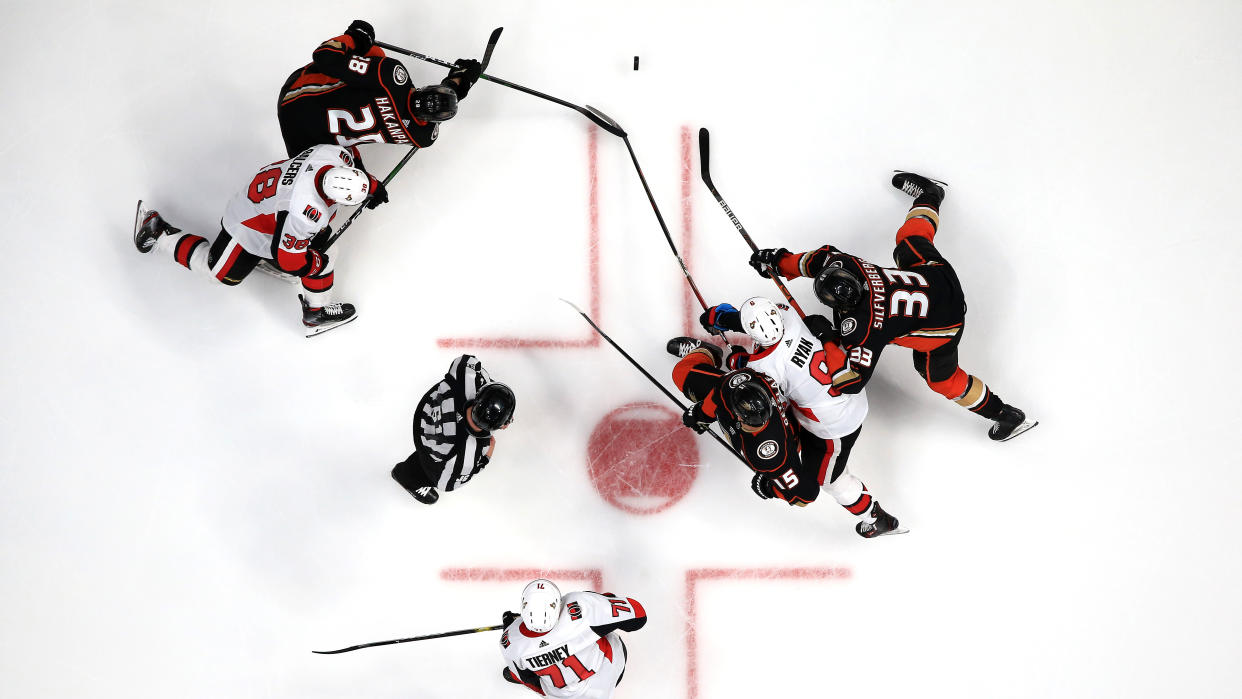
133 200 181 253
989 405 1038 442
409 485 439 505
666 336 724 365
856 501 908 538
299 293 357 337
891 171 948 202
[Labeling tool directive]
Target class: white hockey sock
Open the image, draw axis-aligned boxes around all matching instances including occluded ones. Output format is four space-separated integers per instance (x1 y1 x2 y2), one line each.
821 469 875 522
156 233 212 278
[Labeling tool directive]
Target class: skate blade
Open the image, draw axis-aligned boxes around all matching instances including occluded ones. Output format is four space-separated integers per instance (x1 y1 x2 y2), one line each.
304 314 358 338
998 418 1039 442
255 260 300 284
875 526 910 537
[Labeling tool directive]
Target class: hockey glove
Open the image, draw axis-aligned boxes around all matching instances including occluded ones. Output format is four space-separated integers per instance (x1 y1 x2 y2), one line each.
502 610 519 627
750 472 777 500
365 175 388 210
444 58 483 99
699 303 740 333
682 402 714 434
725 345 749 370
749 247 790 279
803 314 838 343
346 19 376 55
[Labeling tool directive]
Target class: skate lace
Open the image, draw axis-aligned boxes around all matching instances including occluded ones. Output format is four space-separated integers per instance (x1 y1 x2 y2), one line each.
322 302 344 314
678 340 696 356
899 181 923 197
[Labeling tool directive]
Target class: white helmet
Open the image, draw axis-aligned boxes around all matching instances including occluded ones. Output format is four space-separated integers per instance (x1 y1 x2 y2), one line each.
520 579 562 633
320 166 370 204
740 297 784 346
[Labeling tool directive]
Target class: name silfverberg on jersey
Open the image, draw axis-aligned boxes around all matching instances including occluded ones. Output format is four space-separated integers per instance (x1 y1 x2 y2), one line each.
373 97 410 144
860 260 887 328
790 337 815 368
527 644 571 669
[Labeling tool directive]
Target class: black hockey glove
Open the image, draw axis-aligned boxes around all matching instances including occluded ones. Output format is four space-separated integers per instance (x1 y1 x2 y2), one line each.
444 58 483 99
502 610 519 627
699 303 740 334
365 175 388 210
725 345 749 370
749 247 790 279
803 314 838 343
346 19 376 55
682 402 714 434
750 472 776 500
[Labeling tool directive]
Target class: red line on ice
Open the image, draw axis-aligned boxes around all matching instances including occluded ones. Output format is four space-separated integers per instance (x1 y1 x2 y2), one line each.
441 567 605 591
684 567 852 699
680 125 696 336
436 126 601 350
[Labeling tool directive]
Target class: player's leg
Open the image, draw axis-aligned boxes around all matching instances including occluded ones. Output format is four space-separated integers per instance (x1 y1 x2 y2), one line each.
917 339 1037 441
667 341 724 402
137 204 259 286
391 450 440 504
298 255 357 336
804 429 901 537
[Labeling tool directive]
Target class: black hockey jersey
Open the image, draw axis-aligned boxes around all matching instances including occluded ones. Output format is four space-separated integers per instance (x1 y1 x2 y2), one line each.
277 32 441 156
779 244 968 393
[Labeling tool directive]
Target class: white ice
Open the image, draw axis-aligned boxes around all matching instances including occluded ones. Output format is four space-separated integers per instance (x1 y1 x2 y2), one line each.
3 1 1242 697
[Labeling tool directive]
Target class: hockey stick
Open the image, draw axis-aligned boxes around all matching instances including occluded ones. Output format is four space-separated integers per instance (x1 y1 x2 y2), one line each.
375 37 626 138
313 623 504 655
561 299 748 467
697 127 809 318
579 107 729 344
321 29 505 252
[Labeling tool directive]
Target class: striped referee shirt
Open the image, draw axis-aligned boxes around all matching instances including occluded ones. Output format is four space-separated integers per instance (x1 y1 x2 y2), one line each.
414 354 495 492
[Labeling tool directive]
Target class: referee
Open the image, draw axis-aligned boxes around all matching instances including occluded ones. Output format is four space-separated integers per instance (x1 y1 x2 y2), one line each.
392 355 516 504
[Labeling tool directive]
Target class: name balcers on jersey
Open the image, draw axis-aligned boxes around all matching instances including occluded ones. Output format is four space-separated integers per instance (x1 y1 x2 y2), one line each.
727 302 868 440
501 592 647 698
780 247 967 393
221 144 358 274
278 31 439 156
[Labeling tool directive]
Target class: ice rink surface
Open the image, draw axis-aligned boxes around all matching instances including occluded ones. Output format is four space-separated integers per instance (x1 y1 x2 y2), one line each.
3 1 1242 697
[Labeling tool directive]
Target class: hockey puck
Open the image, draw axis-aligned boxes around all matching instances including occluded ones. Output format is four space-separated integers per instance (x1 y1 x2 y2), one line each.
633 56 639 70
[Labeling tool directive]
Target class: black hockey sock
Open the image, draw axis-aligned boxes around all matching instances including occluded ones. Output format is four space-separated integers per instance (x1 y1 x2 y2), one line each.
954 375 1007 420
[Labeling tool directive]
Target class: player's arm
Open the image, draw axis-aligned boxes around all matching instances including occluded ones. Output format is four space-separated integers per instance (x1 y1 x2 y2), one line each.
749 245 848 280
310 20 387 82
502 666 546 695
578 592 648 636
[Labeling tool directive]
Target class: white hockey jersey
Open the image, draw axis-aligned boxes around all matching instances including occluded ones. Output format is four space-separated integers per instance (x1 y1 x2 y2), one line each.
742 303 868 439
221 144 358 263
501 591 646 698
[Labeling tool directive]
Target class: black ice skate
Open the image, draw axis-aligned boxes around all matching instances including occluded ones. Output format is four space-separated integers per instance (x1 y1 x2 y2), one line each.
666 336 724 366
299 293 357 337
856 501 908 538
410 485 439 505
891 171 948 205
988 405 1038 442
133 200 181 254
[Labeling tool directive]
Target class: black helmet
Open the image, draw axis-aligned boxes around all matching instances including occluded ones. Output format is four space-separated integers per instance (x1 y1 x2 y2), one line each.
409 84 459 122
721 373 774 429
813 266 865 313
469 382 515 433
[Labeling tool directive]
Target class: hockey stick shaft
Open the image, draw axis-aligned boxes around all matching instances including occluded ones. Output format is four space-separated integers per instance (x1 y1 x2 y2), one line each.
322 29 504 252
561 299 748 467
313 623 504 654
374 40 627 138
697 128 808 319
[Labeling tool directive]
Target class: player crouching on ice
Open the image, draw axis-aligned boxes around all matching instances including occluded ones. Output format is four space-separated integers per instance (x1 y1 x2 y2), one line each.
667 339 902 538
391 354 515 505
133 144 388 336
500 579 646 698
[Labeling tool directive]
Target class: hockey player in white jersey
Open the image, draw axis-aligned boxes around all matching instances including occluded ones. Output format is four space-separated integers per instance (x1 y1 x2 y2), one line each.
500 580 646 698
694 296 903 537
132 143 388 336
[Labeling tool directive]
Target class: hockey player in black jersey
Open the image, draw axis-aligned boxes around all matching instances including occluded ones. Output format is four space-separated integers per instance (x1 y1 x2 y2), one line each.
666 339 901 537
277 20 483 159
391 355 515 505
750 172 1037 442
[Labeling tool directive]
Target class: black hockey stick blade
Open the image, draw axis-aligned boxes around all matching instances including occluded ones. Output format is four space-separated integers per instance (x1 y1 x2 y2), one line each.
583 105 628 138
698 128 718 193
480 27 503 70
313 624 505 654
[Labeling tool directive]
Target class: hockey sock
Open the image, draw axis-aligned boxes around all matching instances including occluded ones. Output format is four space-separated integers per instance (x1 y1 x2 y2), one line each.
157 233 209 273
822 470 874 522
905 203 940 234
953 374 1007 420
